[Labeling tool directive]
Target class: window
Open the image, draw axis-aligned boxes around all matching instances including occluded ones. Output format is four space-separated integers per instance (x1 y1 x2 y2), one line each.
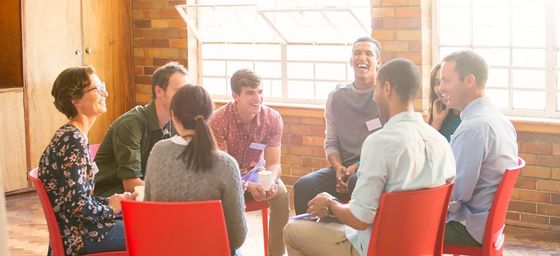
176 0 371 105
435 0 560 118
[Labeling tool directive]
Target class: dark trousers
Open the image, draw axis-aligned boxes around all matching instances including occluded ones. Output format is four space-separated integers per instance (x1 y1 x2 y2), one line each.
293 167 358 215
444 221 482 246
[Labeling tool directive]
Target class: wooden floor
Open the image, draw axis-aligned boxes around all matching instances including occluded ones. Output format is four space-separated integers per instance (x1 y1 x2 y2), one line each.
6 192 560 256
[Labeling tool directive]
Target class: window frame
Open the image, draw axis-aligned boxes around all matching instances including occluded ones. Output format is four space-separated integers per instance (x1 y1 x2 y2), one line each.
432 0 560 119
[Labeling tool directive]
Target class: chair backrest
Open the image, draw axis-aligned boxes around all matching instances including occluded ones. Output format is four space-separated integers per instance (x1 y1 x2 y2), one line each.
89 144 101 159
368 183 454 256
121 200 231 256
482 158 525 254
28 168 66 255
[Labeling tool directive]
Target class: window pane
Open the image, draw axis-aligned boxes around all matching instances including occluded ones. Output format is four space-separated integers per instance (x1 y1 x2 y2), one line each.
513 91 545 110
512 49 545 68
486 89 509 109
472 0 509 46
438 47 465 60
262 79 282 98
203 77 227 95
315 45 352 61
315 82 340 101
439 0 470 45
557 93 560 111
287 80 314 99
316 63 347 81
512 0 545 47
288 62 314 79
487 68 509 88
255 62 281 79
287 45 315 61
511 69 545 89
475 48 509 66
226 61 253 76
202 60 226 77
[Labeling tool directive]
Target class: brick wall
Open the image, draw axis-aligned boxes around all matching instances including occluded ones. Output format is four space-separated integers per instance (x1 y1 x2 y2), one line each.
132 0 188 104
132 0 560 232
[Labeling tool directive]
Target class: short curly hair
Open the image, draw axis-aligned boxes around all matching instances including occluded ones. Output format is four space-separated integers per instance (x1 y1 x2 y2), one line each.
51 66 96 119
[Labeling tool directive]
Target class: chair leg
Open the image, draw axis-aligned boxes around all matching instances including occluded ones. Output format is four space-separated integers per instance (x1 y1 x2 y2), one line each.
261 208 268 256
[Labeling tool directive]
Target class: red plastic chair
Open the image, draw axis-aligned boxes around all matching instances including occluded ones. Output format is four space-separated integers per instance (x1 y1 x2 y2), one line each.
367 183 454 256
28 168 127 256
245 199 269 256
89 143 101 159
444 158 526 256
121 200 231 256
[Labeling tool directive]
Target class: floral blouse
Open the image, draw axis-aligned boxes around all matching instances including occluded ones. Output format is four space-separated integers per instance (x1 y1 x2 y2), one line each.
38 124 116 255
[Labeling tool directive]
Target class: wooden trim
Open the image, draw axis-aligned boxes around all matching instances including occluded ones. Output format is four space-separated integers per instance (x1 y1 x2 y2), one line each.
511 117 560 135
0 88 23 93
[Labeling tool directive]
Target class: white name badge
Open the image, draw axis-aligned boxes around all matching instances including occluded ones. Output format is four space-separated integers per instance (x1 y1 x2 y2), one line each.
249 142 266 151
365 118 383 131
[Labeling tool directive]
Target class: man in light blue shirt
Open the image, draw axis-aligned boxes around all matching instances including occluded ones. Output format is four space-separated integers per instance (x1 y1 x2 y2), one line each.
439 50 518 246
283 59 456 256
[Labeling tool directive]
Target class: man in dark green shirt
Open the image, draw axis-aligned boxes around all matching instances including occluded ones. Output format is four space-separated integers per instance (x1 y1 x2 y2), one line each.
94 62 188 197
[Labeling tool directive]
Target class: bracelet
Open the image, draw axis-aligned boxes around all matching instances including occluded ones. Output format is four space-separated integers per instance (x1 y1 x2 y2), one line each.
355 160 360 167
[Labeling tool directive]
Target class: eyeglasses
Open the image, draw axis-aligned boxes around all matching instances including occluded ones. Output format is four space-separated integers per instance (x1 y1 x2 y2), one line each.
83 82 107 95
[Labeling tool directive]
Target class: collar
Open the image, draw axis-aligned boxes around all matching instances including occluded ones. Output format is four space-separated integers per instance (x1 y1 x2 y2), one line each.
384 111 423 128
350 81 375 94
146 101 172 133
460 96 489 121
170 135 191 145
231 101 262 128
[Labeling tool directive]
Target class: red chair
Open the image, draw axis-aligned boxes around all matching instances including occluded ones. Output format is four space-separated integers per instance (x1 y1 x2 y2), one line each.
245 199 269 256
121 200 231 256
89 143 101 159
28 168 127 256
444 158 526 256
367 183 454 256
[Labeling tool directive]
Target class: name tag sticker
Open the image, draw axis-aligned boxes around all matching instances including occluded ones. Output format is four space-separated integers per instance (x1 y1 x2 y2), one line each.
249 142 266 151
365 118 383 131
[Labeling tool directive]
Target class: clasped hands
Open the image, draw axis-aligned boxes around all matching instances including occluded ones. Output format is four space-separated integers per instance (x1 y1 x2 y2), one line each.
247 181 278 201
108 191 138 214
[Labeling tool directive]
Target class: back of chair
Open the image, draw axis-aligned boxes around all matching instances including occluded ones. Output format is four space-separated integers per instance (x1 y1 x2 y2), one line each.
121 200 231 256
28 168 66 255
368 183 454 256
89 144 101 159
482 158 525 254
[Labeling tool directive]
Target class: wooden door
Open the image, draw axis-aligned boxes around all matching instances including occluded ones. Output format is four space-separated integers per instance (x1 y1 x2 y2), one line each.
82 0 133 144
23 0 82 168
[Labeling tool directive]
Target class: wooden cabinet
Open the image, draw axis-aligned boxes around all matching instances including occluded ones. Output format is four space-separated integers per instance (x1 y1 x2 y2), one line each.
23 0 133 176
0 89 27 192
0 0 134 192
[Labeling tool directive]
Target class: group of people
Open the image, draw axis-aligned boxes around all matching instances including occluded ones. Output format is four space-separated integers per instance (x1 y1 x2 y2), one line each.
37 35 518 256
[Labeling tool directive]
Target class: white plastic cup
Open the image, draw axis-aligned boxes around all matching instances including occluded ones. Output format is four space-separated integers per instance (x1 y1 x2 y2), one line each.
258 170 273 191
134 185 145 201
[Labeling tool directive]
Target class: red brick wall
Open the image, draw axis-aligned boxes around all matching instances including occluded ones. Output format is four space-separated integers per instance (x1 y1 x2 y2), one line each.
132 0 560 232
132 0 188 104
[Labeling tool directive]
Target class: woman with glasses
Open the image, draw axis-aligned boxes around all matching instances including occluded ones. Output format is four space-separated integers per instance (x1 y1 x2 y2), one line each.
38 66 135 255
428 63 461 142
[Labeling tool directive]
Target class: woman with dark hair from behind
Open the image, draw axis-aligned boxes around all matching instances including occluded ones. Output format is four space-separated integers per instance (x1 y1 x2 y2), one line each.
428 63 461 141
38 66 135 255
144 85 247 255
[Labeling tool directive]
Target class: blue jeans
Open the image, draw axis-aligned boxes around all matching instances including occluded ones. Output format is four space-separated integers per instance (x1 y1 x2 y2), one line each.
84 220 126 253
293 167 358 215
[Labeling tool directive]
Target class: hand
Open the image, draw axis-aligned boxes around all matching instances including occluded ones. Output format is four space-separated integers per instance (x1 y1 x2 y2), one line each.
247 182 267 201
307 192 333 218
108 194 124 214
265 182 278 200
335 165 349 193
431 99 450 130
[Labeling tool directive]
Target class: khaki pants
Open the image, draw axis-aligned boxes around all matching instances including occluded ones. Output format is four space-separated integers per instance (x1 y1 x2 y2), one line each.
247 178 290 256
283 219 359 256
